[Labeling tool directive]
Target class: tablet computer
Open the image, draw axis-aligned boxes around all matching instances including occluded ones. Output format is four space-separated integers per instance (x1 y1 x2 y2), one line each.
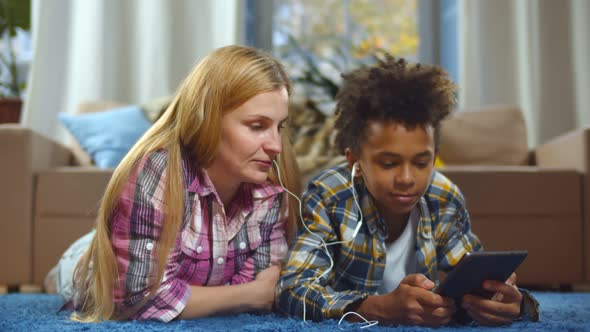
433 250 527 300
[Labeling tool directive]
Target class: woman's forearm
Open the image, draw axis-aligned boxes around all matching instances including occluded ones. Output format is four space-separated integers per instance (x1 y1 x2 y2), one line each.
178 280 267 319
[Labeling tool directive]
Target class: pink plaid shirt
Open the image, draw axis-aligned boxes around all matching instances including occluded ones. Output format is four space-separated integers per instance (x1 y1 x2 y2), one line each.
105 149 288 321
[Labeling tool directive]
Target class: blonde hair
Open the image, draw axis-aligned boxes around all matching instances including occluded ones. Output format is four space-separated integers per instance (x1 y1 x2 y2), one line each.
73 45 300 322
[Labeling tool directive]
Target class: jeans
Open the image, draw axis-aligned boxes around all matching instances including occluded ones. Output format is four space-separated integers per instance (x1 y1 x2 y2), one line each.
55 229 95 301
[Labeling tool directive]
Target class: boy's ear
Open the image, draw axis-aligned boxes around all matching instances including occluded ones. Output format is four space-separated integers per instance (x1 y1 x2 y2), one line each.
344 148 354 167
345 148 361 175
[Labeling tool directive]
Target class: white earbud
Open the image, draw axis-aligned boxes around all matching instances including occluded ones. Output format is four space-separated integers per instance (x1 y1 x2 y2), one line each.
351 162 359 178
349 162 363 239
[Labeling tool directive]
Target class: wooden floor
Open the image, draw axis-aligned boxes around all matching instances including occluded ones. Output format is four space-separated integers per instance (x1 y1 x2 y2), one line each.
573 283 590 292
0 284 43 294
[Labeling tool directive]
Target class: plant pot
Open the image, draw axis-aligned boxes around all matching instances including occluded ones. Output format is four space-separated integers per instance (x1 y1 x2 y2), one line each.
0 97 23 123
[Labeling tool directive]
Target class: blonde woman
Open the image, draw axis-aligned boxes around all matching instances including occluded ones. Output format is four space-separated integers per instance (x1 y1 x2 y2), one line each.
49 45 300 322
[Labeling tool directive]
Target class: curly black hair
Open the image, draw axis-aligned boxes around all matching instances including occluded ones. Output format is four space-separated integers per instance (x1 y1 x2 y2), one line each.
334 54 456 154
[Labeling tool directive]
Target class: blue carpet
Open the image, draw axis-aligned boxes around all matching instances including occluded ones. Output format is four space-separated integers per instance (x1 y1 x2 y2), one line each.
0 292 589 331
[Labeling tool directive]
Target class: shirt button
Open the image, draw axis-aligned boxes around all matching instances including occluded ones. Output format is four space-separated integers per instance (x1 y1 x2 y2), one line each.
239 242 247 250
145 242 154 251
217 257 224 265
196 246 203 254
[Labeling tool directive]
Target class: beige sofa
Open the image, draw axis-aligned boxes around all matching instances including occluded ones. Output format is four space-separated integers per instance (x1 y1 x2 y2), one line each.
0 103 588 288
0 125 71 285
437 107 588 286
0 124 113 286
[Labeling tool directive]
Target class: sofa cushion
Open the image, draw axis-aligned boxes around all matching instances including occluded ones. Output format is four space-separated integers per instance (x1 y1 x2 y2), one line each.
70 101 128 166
439 106 529 165
59 105 152 168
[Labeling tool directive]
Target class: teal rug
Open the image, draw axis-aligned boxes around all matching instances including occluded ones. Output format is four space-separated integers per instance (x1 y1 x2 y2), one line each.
0 292 588 331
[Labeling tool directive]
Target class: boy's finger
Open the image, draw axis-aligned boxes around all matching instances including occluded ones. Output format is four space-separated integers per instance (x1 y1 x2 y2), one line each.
465 307 513 326
483 281 522 303
463 294 521 319
506 273 517 286
401 273 435 289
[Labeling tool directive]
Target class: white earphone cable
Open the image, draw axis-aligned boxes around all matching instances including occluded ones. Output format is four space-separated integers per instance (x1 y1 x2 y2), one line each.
273 160 377 328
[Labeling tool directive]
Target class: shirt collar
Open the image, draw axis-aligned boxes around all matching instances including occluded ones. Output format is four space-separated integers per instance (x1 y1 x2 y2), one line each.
416 196 433 239
238 182 284 216
250 181 285 199
356 181 385 238
188 168 284 199
187 168 216 196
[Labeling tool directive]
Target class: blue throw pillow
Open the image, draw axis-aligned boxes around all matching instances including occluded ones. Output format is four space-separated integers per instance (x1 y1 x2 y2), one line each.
59 105 152 168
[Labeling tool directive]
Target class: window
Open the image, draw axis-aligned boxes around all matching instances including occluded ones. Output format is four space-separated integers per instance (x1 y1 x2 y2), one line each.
245 0 458 110
273 0 420 64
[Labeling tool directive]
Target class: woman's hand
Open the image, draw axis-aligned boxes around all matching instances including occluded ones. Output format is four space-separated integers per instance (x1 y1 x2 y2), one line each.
461 273 522 325
252 265 281 312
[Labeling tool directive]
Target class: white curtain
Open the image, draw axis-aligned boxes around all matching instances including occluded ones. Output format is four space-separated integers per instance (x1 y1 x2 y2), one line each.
22 0 240 143
459 0 590 147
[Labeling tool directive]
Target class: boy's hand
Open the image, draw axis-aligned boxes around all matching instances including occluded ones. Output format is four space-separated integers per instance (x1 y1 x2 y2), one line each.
392 274 457 326
351 273 456 326
461 273 522 325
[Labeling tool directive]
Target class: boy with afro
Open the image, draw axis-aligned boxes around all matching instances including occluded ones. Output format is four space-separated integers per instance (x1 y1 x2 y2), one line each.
276 55 539 326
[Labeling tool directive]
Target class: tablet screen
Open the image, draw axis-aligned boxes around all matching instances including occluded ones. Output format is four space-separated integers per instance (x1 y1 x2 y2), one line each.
434 251 528 299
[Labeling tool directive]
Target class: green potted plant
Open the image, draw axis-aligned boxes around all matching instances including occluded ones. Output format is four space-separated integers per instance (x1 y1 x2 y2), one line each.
0 0 30 123
276 33 386 114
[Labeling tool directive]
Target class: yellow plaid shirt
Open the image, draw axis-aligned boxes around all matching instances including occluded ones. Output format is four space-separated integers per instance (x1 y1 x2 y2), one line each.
277 163 488 321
